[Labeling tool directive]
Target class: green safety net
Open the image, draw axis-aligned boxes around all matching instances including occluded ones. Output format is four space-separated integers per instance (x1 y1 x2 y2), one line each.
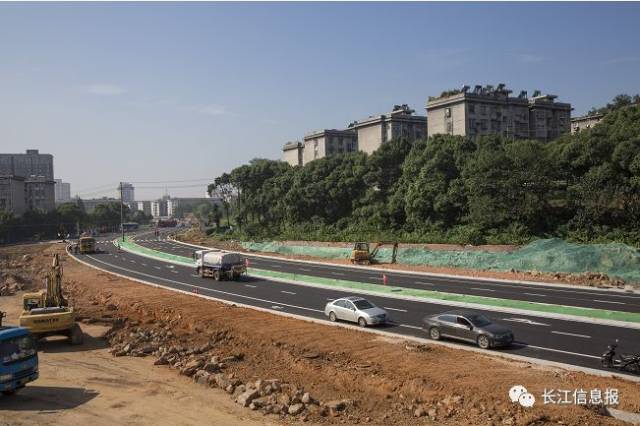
241 238 640 283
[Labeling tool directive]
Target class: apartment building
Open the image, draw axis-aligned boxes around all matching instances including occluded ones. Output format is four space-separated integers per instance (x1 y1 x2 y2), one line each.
302 129 357 165
282 141 304 167
350 105 427 154
426 84 571 141
571 113 605 134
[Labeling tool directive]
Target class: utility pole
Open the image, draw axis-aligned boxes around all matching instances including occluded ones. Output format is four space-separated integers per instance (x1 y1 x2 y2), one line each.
119 182 125 242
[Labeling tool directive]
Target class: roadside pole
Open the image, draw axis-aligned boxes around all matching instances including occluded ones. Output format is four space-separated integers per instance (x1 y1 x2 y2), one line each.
119 182 125 242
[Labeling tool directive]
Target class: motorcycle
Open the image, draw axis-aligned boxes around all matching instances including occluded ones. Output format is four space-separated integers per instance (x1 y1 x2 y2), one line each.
601 340 640 373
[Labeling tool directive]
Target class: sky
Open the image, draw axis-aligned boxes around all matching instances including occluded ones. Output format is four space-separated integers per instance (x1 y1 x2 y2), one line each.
1 2 639 200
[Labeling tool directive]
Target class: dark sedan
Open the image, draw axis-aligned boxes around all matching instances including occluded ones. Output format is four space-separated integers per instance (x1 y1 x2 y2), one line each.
422 310 514 349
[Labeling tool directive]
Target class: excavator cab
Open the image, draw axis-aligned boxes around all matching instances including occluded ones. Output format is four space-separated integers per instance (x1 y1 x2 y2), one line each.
350 242 371 265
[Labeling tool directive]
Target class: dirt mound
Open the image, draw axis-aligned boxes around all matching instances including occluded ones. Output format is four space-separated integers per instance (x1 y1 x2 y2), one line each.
0 246 50 295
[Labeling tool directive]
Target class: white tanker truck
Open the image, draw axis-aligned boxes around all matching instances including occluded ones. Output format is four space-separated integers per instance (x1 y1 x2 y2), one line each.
194 249 246 281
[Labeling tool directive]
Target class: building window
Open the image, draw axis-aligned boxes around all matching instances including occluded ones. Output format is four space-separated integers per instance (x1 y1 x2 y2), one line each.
446 121 453 134
445 108 451 118
468 103 475 114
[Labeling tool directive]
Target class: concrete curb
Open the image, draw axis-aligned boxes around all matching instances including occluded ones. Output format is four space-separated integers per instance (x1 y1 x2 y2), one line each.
167 237 637 295
122 238 640 330
66 246 640 384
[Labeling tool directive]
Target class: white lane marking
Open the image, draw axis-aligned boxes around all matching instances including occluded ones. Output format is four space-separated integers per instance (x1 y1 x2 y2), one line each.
281 290 297 295
384 307 408 313
502 318 550 326
331 272 345 276
399 324 422 330
326 298 334 301
165 265 174 269
113 255 118 258
88 255 326 315
171 270 179 274
593 299 626 305
551 331 591 339
416 281 434 286
270 264 282 268
524 293 546 297
300 268 311 272
513 343 600 360
130 260 136 263
271 305 283 310
470 287 495 292
191 274 200 278
245 284 257 288
368 276 380 280
154 266 162 270
141 263 147 267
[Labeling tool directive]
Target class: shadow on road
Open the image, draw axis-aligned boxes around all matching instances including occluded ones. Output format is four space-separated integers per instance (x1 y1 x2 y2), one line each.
0 385 99 410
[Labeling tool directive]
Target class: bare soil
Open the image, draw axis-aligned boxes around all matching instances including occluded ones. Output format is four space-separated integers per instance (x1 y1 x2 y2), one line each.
2 242 639 425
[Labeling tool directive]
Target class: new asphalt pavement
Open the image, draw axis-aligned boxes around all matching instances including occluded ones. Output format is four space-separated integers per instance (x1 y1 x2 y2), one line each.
79 234 640 377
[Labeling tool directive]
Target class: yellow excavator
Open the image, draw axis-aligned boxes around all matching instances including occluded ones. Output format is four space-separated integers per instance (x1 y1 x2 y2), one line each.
350 242 398 265
19 253 83 345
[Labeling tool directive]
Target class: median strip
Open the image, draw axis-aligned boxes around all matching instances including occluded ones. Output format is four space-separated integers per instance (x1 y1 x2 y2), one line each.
119 237 640 327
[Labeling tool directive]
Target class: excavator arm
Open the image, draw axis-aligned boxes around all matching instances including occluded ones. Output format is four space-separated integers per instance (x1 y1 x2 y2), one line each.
45 254 67 308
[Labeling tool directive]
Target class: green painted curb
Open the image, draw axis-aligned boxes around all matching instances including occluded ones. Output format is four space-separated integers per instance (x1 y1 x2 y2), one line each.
120 238 640 324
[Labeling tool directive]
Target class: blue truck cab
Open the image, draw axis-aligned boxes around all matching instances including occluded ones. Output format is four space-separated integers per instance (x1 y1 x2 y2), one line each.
0 312 39 395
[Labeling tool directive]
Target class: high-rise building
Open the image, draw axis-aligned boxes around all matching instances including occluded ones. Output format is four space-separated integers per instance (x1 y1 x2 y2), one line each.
426 84 571 141
119 182 135 204
54 179 72 203
0 175 26 216
24 176 56 212
0 150 54 180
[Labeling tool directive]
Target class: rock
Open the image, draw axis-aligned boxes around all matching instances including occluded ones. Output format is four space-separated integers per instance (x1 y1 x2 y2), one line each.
236 389 260 407
301 392 314 404
428 408 437 419
324 400 348 412
203 362 221 373
154 356 169 366
288 403 305 416
194 371 210 386
278 393 292 406
414 407 426 417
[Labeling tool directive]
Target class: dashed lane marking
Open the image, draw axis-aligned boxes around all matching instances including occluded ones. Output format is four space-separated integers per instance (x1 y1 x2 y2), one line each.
551 330 591 339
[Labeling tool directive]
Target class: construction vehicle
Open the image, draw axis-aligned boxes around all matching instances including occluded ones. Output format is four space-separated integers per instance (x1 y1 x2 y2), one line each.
78 236 96 254
19 254 83 345
194 249 246 281
350 242 399 265
0 311 39 395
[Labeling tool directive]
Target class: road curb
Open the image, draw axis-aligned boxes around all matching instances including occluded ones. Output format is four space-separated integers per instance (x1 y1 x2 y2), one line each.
66 246 640 384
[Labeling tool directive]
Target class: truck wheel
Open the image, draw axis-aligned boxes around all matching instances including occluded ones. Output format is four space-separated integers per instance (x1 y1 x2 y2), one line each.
69 324 84 345
214 270 221 281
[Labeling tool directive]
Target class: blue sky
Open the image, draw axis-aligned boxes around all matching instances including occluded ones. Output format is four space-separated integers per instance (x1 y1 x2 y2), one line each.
1 2 638 199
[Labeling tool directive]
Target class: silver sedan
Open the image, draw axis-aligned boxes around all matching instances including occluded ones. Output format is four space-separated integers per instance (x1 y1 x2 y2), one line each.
324 296 388 327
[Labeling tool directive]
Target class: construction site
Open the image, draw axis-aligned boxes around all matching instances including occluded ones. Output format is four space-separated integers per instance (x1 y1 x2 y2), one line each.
2 239 640 425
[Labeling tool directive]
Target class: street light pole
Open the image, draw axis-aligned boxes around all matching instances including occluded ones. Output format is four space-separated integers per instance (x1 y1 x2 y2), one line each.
119 182 125 242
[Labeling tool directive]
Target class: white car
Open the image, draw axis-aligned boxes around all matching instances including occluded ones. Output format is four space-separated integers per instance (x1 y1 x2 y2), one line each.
324 296 388 327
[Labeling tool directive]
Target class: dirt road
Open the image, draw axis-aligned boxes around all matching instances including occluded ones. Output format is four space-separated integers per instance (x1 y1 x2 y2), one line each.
0 294 276 426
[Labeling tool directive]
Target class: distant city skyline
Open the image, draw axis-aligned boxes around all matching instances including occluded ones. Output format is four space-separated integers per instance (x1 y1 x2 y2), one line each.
1 3 638 199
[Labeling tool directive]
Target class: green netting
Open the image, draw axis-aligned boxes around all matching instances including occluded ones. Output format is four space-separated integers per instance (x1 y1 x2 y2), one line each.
242 238 640 284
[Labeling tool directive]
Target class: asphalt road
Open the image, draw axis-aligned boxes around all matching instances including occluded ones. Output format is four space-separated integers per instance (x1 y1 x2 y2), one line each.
128 232 640 314
81 236 640 377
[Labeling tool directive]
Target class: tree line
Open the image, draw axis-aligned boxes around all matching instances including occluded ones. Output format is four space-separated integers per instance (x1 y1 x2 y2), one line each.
0 201 153 244
208 103 640 246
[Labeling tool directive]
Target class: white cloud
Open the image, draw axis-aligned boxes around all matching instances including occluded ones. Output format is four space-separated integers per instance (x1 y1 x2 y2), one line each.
195 105 228 116
85 84 126 96
516 54 544 63
603 56 640 65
